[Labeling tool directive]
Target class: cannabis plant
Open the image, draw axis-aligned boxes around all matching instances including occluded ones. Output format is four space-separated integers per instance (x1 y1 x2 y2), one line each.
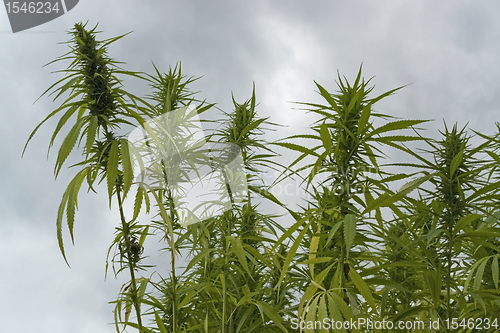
273 67 428 330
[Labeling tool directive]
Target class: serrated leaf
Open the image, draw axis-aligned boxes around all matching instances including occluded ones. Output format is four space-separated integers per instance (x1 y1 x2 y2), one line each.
139 225 149 247
474 258 489 290
54 116 86 177
255 301 287 332
357 104 371 135
65 168 88 245
120 139 133 198
274 142 319 157
493 256 499 289
314 81 340 112
49 104 80 152
151 190 174 251
465 257 490 292
423 269 441 305
238 118 266 141
133 186 144 221
349 268 376 310
318 296 328 333
85 115 98 156
426 228 444 247
56 168 89 266
277 218 313 288
309 225 321 278
344 214 357 254
107 140 120 207
325 220 343 248
397 173 432 196
319 123 331 152
454 214 482 233
228 236 250 275
305 295 320 333
468 180 500 202
450 150 463 177
371 135 422 143
155 311 168 333
369 119 427 137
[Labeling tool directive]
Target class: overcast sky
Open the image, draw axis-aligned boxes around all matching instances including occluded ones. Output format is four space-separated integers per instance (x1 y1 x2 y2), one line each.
2 1 500 332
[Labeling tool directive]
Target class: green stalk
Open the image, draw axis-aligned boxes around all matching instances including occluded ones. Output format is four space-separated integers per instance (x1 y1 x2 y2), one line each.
167 188 178 333
116 189 144 333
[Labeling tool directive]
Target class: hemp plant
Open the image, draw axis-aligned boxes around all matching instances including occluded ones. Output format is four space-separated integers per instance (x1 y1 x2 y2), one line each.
23 22 154 333
149 86 294 333
384 124 500 331
273 67 429 329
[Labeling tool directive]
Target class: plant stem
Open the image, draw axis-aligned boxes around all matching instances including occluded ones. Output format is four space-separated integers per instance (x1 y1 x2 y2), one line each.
167 188 178 333
116 189 144 333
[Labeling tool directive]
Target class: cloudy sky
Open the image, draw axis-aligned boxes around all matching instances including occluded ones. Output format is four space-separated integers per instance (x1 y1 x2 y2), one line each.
1 1 500 332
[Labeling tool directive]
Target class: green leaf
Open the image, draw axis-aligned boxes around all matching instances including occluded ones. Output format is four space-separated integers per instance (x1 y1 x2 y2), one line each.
465 257 488 292
474 258 489 290
151 190 174 251
228 236 251 275
85 115 98 156
49 104 80 152
344 214 357 254
357 104 371 135
450 150 463 177
468 180 500 202
314 81 340 112
493 256 499 289
238 118 266 141
349 268 376 310
319 123 332 152
120 139 133 198
423 269 441 306
276 217 313 288
56 168 89 266
65 168 88 244
54 116 86 177
138 225 149 247
255 301 287 332
426 228 444 248
318 296 328 333
325 220 343 248
368 119 427 137
133 186 144 221
274 142 319 157
454 214 482 233
107 140 120 207
486 150 500 164
305 295 320 333
371 135 422 143
155 311 168 333
309 226 321 278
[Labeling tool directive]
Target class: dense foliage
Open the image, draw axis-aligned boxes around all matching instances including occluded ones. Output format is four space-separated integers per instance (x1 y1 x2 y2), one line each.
25 22 500 333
